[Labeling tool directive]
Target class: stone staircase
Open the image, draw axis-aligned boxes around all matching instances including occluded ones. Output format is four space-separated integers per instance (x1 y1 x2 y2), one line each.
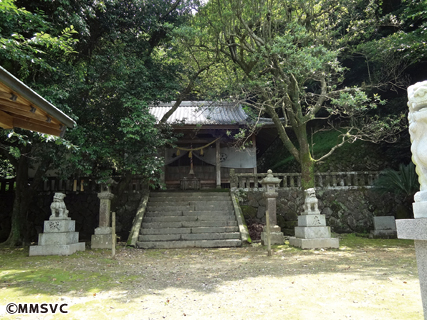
136 191 242 249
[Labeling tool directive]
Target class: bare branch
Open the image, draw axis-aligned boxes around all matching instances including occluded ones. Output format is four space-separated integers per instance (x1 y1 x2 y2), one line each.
160 65 212 123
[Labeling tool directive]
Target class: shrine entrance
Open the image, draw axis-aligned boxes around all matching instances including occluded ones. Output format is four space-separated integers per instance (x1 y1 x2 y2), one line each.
164 138 255 190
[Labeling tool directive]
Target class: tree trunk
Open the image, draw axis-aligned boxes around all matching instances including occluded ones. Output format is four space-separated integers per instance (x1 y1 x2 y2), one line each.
296 123 316 191
2 154 30 247
1 145 50 247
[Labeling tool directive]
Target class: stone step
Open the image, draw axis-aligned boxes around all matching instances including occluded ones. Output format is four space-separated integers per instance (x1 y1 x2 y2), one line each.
145 211 233 217
144 215 235 222
136 191 241 249
142 220 237 229
136 239 242 249
146 204 233 212
149 192 231 198
149 196 231 202
138 232 241 242
140 226 239 235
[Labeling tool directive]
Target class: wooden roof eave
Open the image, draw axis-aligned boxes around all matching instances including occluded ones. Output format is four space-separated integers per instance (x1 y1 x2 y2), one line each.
0 67 76 137
170 124 243 130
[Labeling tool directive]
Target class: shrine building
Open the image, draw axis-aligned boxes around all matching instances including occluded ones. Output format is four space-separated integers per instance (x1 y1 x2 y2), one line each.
150 101 276 190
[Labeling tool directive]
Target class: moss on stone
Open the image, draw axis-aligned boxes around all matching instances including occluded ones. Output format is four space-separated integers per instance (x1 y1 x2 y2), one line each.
241 205 257 220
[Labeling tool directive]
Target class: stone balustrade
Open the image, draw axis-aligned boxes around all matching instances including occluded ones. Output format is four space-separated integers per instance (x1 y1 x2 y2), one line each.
0 176 148 194
0 171 380 194
230 170 380 191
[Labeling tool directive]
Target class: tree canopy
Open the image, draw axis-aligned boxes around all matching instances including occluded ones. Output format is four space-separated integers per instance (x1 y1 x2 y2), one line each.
172 0 419 189
1 0 426 245
0 0 199 245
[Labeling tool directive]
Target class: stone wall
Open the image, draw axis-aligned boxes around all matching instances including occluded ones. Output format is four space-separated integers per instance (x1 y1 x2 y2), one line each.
0 191 144 243
236 188 410 235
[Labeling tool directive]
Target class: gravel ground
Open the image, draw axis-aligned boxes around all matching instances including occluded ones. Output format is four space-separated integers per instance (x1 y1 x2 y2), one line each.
0 239 423 320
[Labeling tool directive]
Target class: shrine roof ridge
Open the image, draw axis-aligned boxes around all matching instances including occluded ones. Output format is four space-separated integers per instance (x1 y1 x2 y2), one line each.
150 101 274 126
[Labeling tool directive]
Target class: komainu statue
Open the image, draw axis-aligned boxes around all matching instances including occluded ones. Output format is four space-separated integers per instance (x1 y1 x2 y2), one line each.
303 188 320 214
408 80 427 201
49 192 70 220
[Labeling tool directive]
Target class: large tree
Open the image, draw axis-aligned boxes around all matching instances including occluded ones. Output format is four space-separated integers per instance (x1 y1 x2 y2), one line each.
0 0 198 245
183 0 405 190
0 0 79 246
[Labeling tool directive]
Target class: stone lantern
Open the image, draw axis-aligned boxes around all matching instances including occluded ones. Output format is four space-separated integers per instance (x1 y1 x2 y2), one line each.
91 189 114 249
260 170 284 245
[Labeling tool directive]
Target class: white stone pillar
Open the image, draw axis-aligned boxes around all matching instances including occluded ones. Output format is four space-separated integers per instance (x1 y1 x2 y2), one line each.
160 148 166 187
216 139 221 188
252 134 257 174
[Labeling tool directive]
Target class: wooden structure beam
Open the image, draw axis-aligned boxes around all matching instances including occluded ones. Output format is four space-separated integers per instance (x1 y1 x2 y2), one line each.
0 110 13 129
0 66 75 136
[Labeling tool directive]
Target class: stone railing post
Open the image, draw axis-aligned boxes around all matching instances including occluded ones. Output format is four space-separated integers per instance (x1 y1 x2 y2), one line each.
396 80 427 320
260 170 284 245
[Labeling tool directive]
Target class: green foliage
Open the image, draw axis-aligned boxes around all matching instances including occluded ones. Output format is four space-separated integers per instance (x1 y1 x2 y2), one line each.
374 162 419 197
0 0 77 78
0 0 200 245
180 0 408 190
0 0 198 182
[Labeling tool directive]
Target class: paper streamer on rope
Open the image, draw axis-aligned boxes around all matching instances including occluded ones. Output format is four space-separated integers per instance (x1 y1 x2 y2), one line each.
192 147 256 168
164 147 256 168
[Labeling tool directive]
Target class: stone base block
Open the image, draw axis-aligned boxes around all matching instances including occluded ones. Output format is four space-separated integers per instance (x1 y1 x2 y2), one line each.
397 218 427 240
262 225 282 233
91 234 113 249
95 227 112 235
298 215 326 227
43 220 75 233
288 237 339 249
29 242 85 256
373 216 396 231
294 226 331 239
38 232 79 245
261 231 285 245
370 230 397 239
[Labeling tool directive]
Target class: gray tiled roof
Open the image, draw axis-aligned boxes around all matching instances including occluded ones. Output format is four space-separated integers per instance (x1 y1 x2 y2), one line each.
150 101 250 125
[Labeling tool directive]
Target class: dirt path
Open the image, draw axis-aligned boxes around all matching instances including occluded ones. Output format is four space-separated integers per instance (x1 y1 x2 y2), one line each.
0 238 423 319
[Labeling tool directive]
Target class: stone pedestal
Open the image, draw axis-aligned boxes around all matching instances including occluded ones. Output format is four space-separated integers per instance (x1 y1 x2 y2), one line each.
397 218 427 319
261 226 285 245
30 193 85 256
260 170 284 245
289 188 339 249
91 191 114 249
370 216 397 239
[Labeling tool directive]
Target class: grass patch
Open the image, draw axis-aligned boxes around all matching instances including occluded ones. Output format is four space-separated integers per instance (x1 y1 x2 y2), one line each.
338 233 414 248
